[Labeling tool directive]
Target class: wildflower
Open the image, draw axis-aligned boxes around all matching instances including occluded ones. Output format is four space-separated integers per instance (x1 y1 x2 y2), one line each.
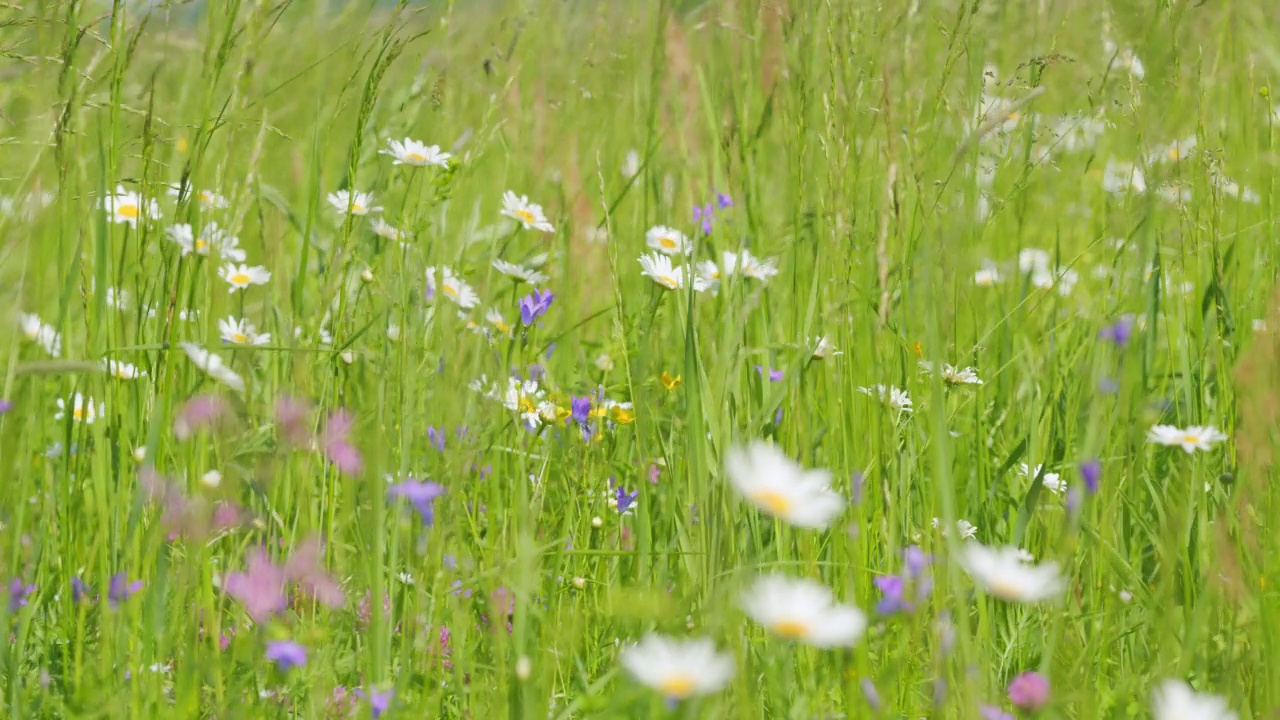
645 225 691 256
354 687 394 718
753 365 784 382
638 253 708 292
1104 40 1145 80
500 190 554 233
101 185 158 226
1079 459 1101 494
1146 136 1196 165
71 577 90 603
218 316 271 346
274 396 311 445
569 396 593 424
1146 425 1228 454
381 137 450 167
619 634 734 701
741 575 867 647
724 440 844 529
321 410 362 475
224 549 288 621
933 518 978 539
1211 174 1260 204
218 263 271 293
173 395 230 439
389 479 446 527
107 573 144 607
735 250 779 281
716 192 733 209
919 361 983 386
0 399 10 415
660 372 683 391
425 266 480 309
602 399 635 425
959 542 1065 603
858 384 913 415
483 308 513 337
1101 160 1146 194
369 218 409 242
55 394 103 424
519 288 555 326
1007 671 1050 711
167 222 245 261
265 640 308 671
1017 464 1064 495
974 266 1002 286
1152 680 1237 720
692 203 715 234
282 539 344 608
1098 315 1134 348
874 575 913 615
327 189 381 216
19 313 62 356
7 578 35 612
621 150 641 178
614 485 639 515
167 183 229 209
492 258 550 285
102 359 146 380
499 377 548 427
811 336 841 359
179 343 245 392
981 705 1016 720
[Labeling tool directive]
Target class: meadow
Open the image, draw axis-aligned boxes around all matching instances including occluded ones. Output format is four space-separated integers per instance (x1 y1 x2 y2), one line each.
2 0 1279 717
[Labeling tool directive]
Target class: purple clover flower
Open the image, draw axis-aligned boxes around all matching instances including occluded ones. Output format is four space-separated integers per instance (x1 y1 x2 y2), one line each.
519 288 554 326
388 480 446 527
265 640 308 671
173 395 229 440
321 410 362 476
1008 671 1051 711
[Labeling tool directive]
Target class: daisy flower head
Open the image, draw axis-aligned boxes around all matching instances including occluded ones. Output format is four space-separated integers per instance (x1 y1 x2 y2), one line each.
1101 160 1147 194
218 263 271 293
858 384 913 415
1147 424 1228 454
811 335 842 360
484 308 513 337
102 359 146 380
499 377 547 427
1104 40 1146 80
424 266 480 309
101 185 159 226
500 190 555 233
619 634 734 701
736 250 780 282
371 218 410 242
55 393 104 424
1017 464 1064 495
973 264 1002 286
724 440 844 529
179 342 245 392
638 253 708 292
1147 136 1196 165
919 361 983 386
168 183 230 209
645 225 691 256
19 313 62 357
380 137 451 168
327 189 381 217
218 316 271 346
740 575 868 647
932 517 978 539
492 258 550 285
696 260 722 289
168 223 246 262
959 542 1065 603
1152 680 1238 720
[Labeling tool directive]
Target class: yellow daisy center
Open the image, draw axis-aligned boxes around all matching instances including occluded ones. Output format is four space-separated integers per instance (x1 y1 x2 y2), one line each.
659 236 677 250
1182 434 1200 445
610 407 636 424
230 272 250 285
658 275 679 289
442 284 459 298
515 209 535 225
492 319 510 334
987 578 1022 600
1168 147 1180 160
657 675 696 699
72 407 85 421
555 406 571 421
198 191 212 202
116 368 130 379
232 333 248 344
118 203 140 219
771 619 811 639
405 152 426 163
195 239 209 251
351 203 365 213
751 489 793 515
518 396 538 415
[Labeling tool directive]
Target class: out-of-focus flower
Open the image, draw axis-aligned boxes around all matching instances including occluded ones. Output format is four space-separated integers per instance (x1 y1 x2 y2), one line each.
179 343 245 392
1008 671 1051 711
1079 459 1101 494
619 634 734 701
107 573 144 607
1098 315 1134 348
645 226 691 256
741 575 867 647
1151 679 1237 720
265 640 308 671
388 480 446 527
274 396 312 445
173 395 230 440
519 288 555 326
1146 425 1227 454
354 687 394 718
381 137 450 167
725 441 844 529
959 542 1065 603
102 185 159 226
327 189 381 216
322 410 362 475
501 191 554 233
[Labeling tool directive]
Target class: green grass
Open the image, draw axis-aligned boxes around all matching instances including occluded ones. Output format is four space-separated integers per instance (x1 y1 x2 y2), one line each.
2 0 1279 717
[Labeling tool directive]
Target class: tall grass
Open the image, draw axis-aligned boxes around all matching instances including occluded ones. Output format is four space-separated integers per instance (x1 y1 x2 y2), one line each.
1 0 1278 717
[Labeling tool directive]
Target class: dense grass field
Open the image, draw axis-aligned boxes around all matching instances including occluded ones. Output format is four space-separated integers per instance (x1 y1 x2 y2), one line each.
3 0 1280 717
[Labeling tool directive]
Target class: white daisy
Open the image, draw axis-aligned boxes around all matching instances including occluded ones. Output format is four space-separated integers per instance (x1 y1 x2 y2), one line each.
167 222 246 262
858 384 913 415
740 575 867 647
102 360 146 380
55 393 104 424
1104 40 1145 80
101 185 158 226
811 336 842 360
484 308 513 337
1147 136 1196 165
168 183 229 209
637 253 709 292
380 137 451 168
724 440 844 529
1152 680 1238 720
919 361 983 386
645 225 691 256
499 377 547 427
736 250 779 281
179 343 245 392
973 265 1002 286
327 190 381 216
218 316 271 346
371 218 410 242
18 313 61 357
958 542 1065 603
1146 425 1228 454
218 263 271 293
932 518 978 539
425 266 480 309
1102 160 1147 194
500 190 554 233
1018 248 1051 275
1211 174 1260 204
103 287 129 311
619 634 734 701
1017 464 1064 495
492 258 550 285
